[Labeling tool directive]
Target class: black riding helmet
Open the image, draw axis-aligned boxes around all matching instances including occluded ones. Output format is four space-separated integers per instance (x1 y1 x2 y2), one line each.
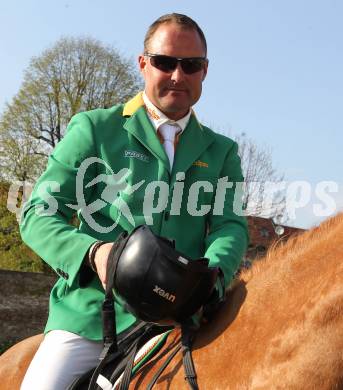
106 225 219 325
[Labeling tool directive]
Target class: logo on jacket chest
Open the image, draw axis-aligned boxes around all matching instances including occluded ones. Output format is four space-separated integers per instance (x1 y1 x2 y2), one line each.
124 150 150 163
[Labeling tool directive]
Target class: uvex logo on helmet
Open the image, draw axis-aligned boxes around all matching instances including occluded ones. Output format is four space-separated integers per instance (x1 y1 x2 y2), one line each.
153 285 176 303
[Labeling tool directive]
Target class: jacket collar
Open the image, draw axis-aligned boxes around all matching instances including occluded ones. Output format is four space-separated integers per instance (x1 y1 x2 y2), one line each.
122 92 214 175
122 91 145 117
172 115 214 177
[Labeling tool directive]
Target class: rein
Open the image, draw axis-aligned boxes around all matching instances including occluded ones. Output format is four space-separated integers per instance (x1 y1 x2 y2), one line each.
145 323 198 390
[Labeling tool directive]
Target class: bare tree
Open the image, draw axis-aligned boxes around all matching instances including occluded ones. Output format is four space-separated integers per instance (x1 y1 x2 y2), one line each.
234 133 286 220
0 36 142 181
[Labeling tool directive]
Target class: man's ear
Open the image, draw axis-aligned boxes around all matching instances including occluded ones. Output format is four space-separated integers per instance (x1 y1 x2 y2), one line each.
138 54 147 74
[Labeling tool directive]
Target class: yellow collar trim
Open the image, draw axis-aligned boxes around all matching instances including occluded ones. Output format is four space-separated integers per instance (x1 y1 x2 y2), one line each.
122 92 145 116
122 91 201 129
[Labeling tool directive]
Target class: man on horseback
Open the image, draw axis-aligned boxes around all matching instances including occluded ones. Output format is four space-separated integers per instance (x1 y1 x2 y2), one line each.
19 13 248 389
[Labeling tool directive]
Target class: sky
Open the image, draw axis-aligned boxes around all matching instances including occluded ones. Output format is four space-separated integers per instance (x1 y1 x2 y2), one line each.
1 0 342 229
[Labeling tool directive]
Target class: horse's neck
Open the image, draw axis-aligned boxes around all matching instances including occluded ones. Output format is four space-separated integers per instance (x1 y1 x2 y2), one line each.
192 213 343 388
131 215 343 389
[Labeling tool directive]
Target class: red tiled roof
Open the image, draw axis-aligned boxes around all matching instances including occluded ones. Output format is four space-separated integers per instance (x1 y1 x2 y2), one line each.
245 216 305 260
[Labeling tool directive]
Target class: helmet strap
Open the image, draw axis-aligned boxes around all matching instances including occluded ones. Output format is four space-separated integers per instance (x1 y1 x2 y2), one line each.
181 321 199 390
101 290 117 353
87 232 131 389
101 231 131 350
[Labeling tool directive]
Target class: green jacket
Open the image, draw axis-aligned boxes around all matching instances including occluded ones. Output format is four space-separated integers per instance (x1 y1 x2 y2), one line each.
20 92 248 341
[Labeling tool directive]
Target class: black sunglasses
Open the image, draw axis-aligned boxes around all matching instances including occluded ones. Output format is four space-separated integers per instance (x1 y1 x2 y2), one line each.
144 53 208 75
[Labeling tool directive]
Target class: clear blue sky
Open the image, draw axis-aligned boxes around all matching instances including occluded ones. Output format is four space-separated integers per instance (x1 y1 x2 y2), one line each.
1 0 342 228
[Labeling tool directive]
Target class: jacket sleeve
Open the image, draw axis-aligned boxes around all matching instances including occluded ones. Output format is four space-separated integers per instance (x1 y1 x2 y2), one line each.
204 141 249 290
20 112 99 287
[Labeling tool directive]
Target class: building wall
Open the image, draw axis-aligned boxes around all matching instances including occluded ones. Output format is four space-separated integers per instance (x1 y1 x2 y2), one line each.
0 270 55 346
244 216 305 267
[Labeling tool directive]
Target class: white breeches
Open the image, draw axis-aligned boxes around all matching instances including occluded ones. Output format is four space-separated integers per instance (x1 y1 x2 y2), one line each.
20 330 103 390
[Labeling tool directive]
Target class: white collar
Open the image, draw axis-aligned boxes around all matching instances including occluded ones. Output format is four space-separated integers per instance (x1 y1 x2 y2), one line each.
142 91 192 133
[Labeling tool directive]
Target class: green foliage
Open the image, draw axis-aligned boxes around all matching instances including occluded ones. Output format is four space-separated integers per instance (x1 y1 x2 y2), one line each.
0 340 15 355
0 181 50 273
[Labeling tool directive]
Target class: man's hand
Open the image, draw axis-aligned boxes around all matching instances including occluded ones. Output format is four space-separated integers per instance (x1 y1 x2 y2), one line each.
92 242 114 290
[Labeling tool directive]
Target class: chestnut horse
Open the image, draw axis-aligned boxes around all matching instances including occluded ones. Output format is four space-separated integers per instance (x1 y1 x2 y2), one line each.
1 213 342 389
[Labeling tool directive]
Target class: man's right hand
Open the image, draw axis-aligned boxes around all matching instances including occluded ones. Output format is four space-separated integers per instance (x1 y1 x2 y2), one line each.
92 242 114 290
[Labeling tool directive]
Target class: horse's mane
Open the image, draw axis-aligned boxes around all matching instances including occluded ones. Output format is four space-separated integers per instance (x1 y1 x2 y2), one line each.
239 212 343 284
